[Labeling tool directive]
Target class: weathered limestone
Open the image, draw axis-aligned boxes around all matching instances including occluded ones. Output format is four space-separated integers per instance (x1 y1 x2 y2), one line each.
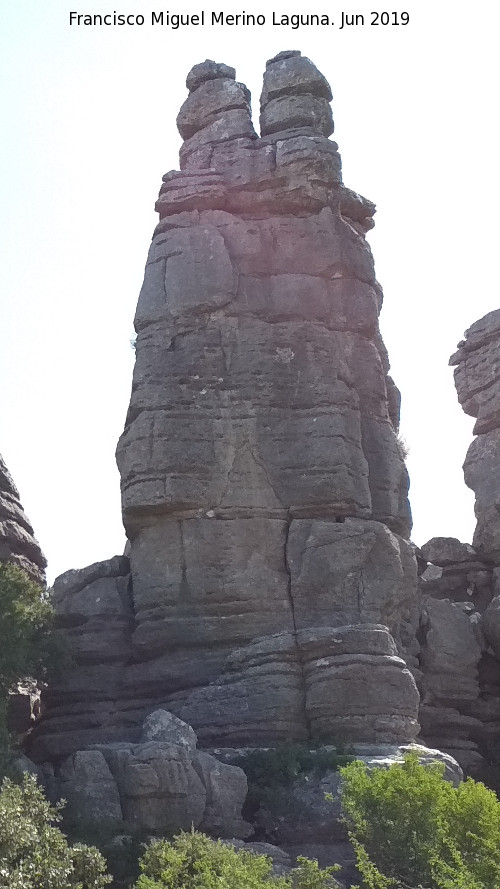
30 556 136 760
33 53 419 761
0 453 46 585
174 625 420 747
451 310 500 558
49 711 251 839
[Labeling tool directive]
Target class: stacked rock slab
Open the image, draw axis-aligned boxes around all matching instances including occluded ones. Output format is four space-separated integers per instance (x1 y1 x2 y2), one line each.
0 453 46 585
451 309 500 558
43 710 250 839
417 312 500 770
31 53 420 761
415 538 487 771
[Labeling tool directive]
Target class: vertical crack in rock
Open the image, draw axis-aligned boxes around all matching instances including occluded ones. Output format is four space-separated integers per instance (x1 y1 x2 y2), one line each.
357 569 365 621
284 515 312 739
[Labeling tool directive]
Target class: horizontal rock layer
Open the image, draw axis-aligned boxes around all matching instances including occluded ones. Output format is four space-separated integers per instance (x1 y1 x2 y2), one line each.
44 710 250 839
32 53 419 762
451 311 500 557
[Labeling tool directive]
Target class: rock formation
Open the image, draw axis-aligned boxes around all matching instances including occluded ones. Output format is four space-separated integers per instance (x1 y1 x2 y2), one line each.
451 310 500 558
407 314 500 774
31 52 420 762
0 453 47 738
0 453 46 585
43 710 251 839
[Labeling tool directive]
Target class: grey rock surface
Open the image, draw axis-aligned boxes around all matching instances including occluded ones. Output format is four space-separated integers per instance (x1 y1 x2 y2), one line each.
0 453 46 584
482 595 500 658
421 537 477 566
451 311 500 557
33 53 417 761
179 625 419 746
49 712 251 838
141 709 198 750
417 597 485 770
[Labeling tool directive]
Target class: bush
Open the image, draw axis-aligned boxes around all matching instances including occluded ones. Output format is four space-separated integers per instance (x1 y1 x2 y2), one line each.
0 563 69 766
134 830 342 889
340 752 500 889
231 744 353 809
65 816 151 888
0 772 111 888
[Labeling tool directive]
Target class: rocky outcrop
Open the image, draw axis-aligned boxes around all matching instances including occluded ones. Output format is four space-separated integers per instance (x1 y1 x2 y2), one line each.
215 743 462 881
451 310 500 558
413 310 500 775
43 710 251 839
32 52 419 761
178 625 419 747
0 453 46 585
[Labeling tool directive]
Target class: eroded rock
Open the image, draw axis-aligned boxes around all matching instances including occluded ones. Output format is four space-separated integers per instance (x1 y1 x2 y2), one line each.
0 453 46 584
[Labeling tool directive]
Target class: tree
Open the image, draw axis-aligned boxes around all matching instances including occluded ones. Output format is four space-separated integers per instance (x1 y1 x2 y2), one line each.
0 773 111 888
134 829 342 889
0 563 58 756
339 752 500 889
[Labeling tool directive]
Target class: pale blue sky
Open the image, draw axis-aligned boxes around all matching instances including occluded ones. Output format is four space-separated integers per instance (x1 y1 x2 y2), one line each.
1 1 498 582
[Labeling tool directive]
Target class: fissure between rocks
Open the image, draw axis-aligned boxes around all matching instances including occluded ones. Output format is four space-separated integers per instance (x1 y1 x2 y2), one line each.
283 513 312 740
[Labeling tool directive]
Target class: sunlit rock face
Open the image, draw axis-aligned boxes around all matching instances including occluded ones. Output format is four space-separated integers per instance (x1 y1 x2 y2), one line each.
0 453 46 585
31 53 419 761
451 310 500 558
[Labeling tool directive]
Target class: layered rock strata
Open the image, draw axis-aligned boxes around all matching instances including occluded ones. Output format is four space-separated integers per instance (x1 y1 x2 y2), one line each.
451 310 500 557
32 52 420 760
413 307 500 774
0 453 46 585
43 710 250 839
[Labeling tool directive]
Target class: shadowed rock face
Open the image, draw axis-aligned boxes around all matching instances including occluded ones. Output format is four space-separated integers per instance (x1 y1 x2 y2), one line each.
0 453 46 585
31 53 419 761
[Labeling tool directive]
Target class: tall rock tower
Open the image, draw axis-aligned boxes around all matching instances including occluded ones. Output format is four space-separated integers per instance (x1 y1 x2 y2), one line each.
115 51 418 743
31 53 421 760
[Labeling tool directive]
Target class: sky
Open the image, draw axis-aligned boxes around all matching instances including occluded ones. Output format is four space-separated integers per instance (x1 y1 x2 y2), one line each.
1 1 499 584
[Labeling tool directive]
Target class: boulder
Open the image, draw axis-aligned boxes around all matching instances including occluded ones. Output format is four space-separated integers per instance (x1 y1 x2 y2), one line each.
52 712 251 839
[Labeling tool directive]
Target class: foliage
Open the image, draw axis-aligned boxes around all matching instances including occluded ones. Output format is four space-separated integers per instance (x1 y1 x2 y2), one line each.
340 752 500 889
0 563 70 767
0 564 53 695
291 856 342 889
0 772 111 888
396 434 410 461
134 830 342 889
135 830 289 889
231 744 353 809
65 816 151 888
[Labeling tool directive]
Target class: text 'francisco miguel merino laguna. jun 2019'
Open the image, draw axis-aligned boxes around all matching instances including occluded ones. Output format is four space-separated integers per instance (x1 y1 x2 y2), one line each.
68 10 411 29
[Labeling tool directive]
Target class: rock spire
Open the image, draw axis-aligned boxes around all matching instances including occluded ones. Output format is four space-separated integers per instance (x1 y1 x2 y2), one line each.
31 53 419 760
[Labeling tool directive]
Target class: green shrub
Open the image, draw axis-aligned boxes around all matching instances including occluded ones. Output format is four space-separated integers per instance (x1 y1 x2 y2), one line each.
0 772 111 888
64 815 151 888
135 830 289 889
134 830 342 889
291 856 342 889
0 563 71 769
231 744 353 809
340 752 500 889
